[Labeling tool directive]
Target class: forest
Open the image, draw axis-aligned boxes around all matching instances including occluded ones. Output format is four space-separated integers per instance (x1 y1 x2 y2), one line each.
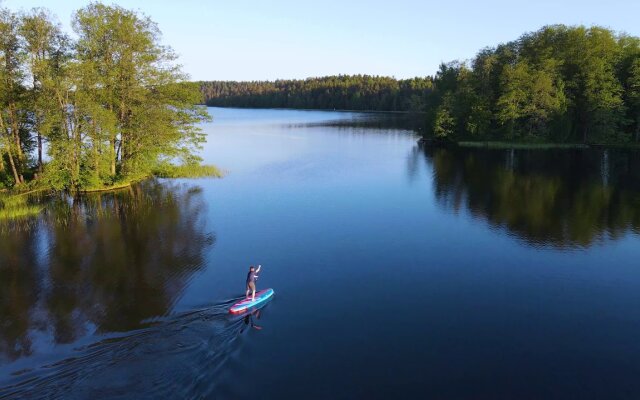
200 76 433 112
201 25 640 144
0 4 211 191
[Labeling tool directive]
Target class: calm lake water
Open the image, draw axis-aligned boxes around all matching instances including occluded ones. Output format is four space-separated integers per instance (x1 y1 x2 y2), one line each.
2 107 640 399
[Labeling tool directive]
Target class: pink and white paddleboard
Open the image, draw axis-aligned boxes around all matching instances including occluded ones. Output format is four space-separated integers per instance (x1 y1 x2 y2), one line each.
229 288 275 314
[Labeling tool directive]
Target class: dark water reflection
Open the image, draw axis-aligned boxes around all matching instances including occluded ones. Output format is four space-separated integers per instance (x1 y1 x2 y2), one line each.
421 146 640 248
289 111 426 132
0 181 214 365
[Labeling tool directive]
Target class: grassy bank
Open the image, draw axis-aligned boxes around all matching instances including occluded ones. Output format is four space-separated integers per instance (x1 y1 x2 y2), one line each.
0 193 44 221
152 163 224 179
77 164 224 192
81 182 135 193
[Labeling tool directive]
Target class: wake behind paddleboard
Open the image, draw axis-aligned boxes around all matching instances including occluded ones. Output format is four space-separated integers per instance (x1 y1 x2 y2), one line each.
229 288 275 314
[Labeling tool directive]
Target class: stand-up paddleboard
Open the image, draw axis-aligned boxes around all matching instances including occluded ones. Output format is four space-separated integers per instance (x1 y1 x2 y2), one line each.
229 288 275 314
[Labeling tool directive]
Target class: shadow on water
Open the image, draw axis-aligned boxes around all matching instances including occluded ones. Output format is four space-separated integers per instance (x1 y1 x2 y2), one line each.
0 179 231 397
415 145 640 248
286 111 426 133
0 298 274 399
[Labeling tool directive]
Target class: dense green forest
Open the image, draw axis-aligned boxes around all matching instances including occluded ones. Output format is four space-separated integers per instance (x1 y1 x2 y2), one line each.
201 25 640 144
200 76 433 112
0 4 211 191
426 25 640 144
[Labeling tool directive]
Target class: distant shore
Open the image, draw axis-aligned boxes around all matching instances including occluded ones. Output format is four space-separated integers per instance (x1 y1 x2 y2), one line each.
204 104 426 115
419 138 640 150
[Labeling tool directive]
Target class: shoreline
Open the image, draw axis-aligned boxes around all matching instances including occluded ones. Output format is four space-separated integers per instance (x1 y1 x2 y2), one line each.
1 164 223 197
202 104 426 115
419 138 640 150
456 141 589 150
81 182 133 193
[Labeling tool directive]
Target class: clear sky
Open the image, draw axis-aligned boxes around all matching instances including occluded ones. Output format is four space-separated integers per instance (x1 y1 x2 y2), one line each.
4 0 640 81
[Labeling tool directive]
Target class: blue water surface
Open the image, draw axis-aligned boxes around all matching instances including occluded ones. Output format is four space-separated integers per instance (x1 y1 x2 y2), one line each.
2 107 640 399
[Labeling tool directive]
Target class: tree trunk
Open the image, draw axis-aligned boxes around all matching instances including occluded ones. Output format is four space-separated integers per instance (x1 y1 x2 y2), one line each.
8 109 24 183
38 133 43 173
10 105 23 160
0 113 21 185
111 138 117 176
580 107 591 144
636 117 640 143
93 122 100 178
6 149 21 186
94 145 99 179
120 134 126 176
33 72 43 174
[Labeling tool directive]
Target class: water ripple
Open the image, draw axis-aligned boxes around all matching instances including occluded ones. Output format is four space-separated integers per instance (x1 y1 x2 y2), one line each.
0 298 268 400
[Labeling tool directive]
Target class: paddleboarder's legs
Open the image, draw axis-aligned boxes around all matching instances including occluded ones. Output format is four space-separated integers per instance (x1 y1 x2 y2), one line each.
245 265 261 301
246 281 256 300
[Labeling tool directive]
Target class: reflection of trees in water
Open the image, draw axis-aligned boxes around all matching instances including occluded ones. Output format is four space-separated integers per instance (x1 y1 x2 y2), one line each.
0 180 214 362
0 230 40 361
421 145 640 247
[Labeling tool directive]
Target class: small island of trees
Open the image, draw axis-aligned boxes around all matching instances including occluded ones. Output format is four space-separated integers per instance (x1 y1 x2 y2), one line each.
0 4 215 192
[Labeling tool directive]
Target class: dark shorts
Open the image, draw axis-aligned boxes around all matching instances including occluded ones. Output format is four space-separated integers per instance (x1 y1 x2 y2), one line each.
247 281 256 291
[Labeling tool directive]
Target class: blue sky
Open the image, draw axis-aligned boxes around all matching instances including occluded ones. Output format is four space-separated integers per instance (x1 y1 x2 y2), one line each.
5 0 640 81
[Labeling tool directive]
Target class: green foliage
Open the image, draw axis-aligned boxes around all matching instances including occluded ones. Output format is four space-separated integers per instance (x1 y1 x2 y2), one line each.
0 193 43 220
0 8 29 186
152 162 223 179
0 4 212 191
628 58 640 141
423 25 638 144
497 61 566 138
200 75 434 112
433 96 455 139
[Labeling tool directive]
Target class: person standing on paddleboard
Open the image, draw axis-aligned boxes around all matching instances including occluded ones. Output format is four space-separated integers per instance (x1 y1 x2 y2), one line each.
246 264 261 301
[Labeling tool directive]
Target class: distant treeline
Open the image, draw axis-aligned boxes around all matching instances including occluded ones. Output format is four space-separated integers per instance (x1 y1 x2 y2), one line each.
200 76 433 112
201 25 640 144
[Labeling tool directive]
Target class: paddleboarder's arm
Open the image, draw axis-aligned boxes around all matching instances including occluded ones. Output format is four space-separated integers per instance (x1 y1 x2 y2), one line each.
256 265 262 273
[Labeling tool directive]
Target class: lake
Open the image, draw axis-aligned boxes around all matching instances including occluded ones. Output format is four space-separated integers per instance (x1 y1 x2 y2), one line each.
1 107 640 399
